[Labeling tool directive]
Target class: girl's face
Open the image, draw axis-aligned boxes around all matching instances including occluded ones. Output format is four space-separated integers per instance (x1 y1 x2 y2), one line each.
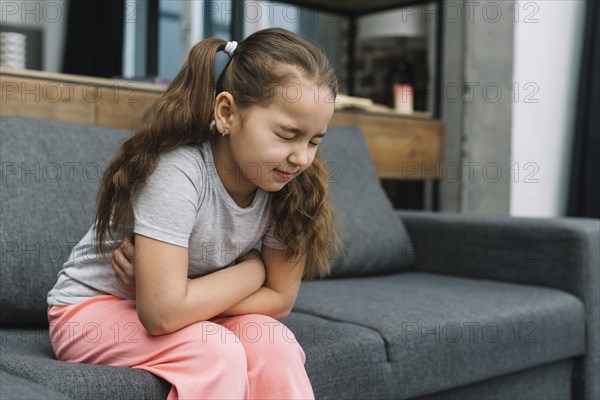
213 79 335 200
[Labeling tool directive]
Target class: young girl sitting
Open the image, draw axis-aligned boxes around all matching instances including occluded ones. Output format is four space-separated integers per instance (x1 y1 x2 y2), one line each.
46 27 343 399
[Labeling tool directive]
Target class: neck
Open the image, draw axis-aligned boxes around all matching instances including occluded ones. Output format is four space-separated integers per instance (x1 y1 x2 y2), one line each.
210 137 258 207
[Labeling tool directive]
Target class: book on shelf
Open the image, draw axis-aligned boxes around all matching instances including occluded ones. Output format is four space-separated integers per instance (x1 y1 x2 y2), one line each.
334 93 431 118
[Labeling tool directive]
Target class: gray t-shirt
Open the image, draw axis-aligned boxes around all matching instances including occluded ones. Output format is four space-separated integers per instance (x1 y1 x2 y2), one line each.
47 140 286 306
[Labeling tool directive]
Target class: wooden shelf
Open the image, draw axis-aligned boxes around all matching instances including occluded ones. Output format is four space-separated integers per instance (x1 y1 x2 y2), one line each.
331 110 442 179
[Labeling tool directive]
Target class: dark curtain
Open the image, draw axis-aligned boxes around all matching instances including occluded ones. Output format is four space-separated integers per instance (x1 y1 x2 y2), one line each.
62 1 125 78
567 0 600 218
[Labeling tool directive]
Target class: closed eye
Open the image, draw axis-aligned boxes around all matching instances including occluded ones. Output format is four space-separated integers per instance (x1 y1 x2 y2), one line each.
276 132 320 146
276 132 293 141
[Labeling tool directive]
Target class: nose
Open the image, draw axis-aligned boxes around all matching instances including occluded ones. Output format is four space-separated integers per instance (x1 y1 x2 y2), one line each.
288 144 310 168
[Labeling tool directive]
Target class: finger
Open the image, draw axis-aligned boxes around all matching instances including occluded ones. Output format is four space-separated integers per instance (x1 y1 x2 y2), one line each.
113 248 125 264
112 256 127 275
115 246 134 264
113 265 123 283
112 250 134 280
112 260 126 281
114 269 131 291
112 260 133 287
123 244 136 260
114 248 135 279
120 241 136 261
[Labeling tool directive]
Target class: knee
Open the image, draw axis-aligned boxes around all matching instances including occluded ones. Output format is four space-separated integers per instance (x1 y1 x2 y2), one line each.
235 314 306 363
178 321 247 368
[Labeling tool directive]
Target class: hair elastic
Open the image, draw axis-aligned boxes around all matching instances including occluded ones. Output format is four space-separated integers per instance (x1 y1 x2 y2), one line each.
223 41 237 57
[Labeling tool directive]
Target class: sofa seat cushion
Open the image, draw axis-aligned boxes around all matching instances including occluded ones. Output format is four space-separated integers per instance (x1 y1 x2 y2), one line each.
1 313 392 400
283 312 394 399
0 370 71 400
293 271 586 399
0 327 170 400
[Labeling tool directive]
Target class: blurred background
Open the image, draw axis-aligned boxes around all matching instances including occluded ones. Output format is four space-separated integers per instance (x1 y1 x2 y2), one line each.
1 0 597 219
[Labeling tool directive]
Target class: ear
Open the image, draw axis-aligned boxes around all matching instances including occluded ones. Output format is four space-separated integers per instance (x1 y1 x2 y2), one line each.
213 91 236 133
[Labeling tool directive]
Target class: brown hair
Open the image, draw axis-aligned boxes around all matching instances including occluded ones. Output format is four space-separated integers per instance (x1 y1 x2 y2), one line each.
94 27 343 280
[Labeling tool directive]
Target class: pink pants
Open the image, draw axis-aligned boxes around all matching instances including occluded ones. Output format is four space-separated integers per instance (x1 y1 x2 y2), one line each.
47 295 314 400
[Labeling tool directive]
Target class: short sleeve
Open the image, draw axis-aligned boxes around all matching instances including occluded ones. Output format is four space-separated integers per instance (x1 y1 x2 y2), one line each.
132 148 203 248
261 215 288 249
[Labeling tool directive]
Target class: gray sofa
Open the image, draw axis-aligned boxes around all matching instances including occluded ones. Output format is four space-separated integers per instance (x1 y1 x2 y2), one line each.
1 116 598 400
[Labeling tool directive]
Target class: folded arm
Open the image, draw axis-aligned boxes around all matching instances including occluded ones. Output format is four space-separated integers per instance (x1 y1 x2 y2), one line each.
112 236 304 333
114 234 266 335
215 245 306 320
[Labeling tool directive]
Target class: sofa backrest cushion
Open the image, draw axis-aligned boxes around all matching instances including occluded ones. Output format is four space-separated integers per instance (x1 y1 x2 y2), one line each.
0 117 131 325
318 125 415 278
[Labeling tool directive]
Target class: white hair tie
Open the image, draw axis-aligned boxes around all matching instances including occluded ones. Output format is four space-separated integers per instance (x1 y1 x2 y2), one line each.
224 41 237 57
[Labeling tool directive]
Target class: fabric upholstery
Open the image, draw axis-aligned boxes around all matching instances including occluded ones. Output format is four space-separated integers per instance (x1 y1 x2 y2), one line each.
1 116 595 400
396 209 600 400
293 271 586 399
1 312 393 400
411 359 574 400
0 327 171 400
0 117 131 325
283 312 393 399
0 370 71 400
317 125 415 277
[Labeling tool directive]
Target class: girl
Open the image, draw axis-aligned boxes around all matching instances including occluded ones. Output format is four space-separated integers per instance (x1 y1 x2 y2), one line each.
46 27 343 400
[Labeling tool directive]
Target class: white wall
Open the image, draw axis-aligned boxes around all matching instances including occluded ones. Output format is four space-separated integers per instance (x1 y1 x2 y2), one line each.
510 0 585 217
0 0 68 72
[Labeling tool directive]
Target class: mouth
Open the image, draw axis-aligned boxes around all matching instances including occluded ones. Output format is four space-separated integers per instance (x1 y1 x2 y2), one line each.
274 169 298 180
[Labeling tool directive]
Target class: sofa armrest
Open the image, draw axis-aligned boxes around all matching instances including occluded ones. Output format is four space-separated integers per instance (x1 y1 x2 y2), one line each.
395 209 599 400
395 210 599 294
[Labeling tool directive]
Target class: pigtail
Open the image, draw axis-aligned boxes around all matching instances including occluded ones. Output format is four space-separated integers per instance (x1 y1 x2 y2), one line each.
271 153 345 280
93 38 228 256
